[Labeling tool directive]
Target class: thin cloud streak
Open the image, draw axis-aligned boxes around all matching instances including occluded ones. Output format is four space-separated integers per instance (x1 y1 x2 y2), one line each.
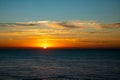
1 20 120 29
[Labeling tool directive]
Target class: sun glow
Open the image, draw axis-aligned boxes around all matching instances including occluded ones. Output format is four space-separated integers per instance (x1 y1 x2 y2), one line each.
43 45 47 49
35 39 53 48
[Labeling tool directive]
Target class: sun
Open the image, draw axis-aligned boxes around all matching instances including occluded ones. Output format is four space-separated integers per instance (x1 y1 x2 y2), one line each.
42 43 48 49
35 39 54 48
43 45 47 49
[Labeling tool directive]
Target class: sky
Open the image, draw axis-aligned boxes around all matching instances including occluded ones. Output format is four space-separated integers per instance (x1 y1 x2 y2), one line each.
0 0 120 48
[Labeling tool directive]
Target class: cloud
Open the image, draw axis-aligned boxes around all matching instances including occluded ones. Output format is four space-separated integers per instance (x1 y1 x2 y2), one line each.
0 20 120 30
100 23 120 29
21 21 120 29
52 21 84 28
80 40 108 43
39 20 101 29
0 20 120 38
0 21 89 28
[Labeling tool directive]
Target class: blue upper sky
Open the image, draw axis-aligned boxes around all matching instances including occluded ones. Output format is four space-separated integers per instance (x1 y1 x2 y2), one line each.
0 0 120 23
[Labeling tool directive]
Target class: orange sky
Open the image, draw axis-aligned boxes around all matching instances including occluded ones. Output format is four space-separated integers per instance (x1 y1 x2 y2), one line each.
0 20 120 48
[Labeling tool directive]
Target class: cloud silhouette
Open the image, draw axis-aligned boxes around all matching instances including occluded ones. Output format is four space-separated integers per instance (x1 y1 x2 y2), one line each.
20 21 120 29
0 20 120 35
100 23 120 29
1 20 120 30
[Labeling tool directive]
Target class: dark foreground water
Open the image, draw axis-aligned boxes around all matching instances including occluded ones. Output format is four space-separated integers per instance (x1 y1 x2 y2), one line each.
0 48 120 80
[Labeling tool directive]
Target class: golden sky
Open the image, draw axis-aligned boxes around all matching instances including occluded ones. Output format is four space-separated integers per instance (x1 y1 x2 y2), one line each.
0 20 120 48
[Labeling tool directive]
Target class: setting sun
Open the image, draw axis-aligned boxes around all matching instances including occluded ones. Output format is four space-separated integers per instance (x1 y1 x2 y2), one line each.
43 45 47 49
35 39 56 48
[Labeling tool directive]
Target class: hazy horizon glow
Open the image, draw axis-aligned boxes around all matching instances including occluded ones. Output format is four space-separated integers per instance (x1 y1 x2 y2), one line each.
0 0 120 48
0 20 120 48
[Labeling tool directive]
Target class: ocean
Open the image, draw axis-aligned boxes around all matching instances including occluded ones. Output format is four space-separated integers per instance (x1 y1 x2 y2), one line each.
0 48 120 80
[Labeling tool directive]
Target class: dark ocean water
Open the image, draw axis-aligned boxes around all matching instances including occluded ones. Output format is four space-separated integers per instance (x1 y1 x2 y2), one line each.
0 48 120 80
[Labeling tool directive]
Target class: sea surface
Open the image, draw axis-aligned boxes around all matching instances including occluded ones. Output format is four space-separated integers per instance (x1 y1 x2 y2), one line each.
0 48 120 80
